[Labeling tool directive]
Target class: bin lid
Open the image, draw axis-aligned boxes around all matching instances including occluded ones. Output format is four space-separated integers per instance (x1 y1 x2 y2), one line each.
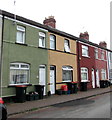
16 85 27 87
71 81 78 83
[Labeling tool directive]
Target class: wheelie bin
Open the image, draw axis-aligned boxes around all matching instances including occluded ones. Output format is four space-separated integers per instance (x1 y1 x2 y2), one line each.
80 82 88 91
16 85 27 103
66 82 78 94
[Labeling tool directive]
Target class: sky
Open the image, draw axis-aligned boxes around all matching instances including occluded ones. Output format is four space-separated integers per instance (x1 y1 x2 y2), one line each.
0 0 111 48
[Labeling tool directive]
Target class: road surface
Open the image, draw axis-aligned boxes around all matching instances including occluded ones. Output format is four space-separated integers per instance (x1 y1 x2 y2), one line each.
8 93 111 119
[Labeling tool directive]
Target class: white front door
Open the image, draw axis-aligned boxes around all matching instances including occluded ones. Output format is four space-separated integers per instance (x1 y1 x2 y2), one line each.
39 65 46 95
92 69 95 88
96 70 100 87
50 66 55 94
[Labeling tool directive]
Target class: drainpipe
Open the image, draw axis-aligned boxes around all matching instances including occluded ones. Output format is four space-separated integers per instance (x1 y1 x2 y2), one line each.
77 40 81 89
0 14 4 97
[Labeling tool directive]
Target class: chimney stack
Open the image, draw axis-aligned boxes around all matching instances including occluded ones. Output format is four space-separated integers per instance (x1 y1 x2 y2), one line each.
99 41 107 48
79 31 89 40
43 16 56 28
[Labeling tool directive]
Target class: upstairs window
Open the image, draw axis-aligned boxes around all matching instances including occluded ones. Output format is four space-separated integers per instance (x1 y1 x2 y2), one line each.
110 52 112 61
64 39 70 52
82 45 89 57
10 63 29 85
101 69 106 80
39 32 46 48
16 25 25 44
101 50 105 60
95 48 98 59
50 35 56 50
81 67 88 82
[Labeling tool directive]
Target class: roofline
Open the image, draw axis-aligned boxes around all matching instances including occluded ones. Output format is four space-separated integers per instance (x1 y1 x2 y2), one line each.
0 9 112 52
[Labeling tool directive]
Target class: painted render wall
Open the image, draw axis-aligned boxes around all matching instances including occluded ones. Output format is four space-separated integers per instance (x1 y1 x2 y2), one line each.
78 42 96 89
95 48 108 81
1 18 48 97
48 32 78 90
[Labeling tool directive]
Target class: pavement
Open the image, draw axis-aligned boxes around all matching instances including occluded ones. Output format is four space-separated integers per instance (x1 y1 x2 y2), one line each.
7 87 111 117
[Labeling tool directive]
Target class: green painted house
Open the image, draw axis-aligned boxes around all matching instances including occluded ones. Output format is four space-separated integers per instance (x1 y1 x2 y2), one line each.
0 10 49 98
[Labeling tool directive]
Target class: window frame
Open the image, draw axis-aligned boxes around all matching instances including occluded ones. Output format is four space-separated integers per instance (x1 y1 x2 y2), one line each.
16 25 25 44
50 34 56 50
82 45 89 57
101 50 105 60
81 67 88 82
39 32 46 48
10 63 30 85
101 69 106 80
62 66 73 82
95 48 98 59
64 39 70 52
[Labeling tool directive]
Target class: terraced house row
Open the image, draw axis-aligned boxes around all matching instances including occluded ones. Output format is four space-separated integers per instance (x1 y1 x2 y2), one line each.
0 10 112 99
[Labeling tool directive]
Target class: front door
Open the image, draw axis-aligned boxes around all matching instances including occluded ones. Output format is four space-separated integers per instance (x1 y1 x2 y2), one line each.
50 66 55 94
96 70 100 87
39 65 46 95
92 69 95 88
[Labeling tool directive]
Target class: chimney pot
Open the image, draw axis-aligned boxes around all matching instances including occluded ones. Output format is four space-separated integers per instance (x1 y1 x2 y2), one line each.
43 16 56 28
79 31 89 40
99 41 107 48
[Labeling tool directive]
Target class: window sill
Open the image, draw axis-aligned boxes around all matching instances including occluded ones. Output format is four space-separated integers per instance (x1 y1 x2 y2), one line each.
8 83 32 87
38 47 47 50
81 80 90 82
62 80 72 83
15 42 28 46
82 55 90 58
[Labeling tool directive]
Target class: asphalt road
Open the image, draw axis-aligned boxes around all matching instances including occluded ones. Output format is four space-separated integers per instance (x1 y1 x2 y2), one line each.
8 93 111 119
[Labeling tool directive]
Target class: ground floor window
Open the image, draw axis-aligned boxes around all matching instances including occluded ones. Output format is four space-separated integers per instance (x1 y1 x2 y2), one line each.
62 66 73 82
101 69 106 80
81 67 88 82
109 69 112 79
10 63 29 84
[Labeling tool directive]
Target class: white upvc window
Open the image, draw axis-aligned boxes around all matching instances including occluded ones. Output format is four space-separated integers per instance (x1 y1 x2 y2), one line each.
39 32 46 48
10 63 30 85
82 45 89 57
101 69 106 80
95 48 98 59
110 52 112 61
50 35 56 50
64 39 70 52
62 66 73 82
109 69 112 79
81 67 88 82
16 25 25 44
101 50 105 60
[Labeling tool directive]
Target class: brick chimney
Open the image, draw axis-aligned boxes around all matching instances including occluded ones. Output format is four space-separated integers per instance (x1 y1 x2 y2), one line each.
43 16 56 28
79 31 89 40
99 41 107 48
